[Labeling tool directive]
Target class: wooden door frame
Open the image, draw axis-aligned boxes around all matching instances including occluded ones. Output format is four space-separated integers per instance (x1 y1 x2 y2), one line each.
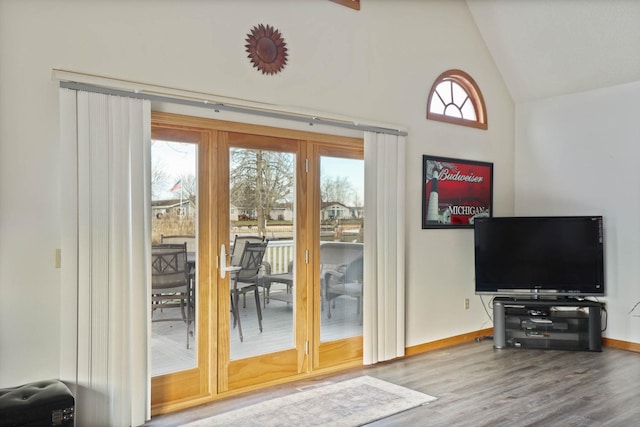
150 119 216 414
150 112 364 415
311 143 365 370
222 131 306 390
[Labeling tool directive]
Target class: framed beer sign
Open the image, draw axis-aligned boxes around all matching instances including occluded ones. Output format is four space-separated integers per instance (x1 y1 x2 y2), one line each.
422 155 493 229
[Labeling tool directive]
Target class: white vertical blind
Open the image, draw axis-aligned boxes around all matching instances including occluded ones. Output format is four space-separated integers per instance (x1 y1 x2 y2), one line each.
363 131 406 364
57 80 407 423
59 89 151 426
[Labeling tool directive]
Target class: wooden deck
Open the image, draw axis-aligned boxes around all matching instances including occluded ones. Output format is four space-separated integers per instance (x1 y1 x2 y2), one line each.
152 282 363 377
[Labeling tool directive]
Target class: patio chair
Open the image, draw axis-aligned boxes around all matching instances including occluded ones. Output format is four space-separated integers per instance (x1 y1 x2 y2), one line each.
230 234 265 266
319 242 363 311
324 255 364 323
230 241 269 342
161 234 196 253
151 242 194 349
260 260 294 306
160 234 197 302
230 235 265 308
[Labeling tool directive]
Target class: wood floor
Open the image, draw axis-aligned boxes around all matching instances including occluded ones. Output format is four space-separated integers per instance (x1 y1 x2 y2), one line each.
145 340 640 426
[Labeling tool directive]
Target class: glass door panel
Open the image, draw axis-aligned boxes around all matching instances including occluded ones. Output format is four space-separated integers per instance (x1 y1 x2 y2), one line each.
223 132 306 391
228 147 296 360
319 155 364 342
151 139 198 376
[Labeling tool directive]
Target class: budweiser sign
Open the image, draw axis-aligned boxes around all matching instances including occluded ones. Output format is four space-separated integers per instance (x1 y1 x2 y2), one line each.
437 168 484 184
422 155 493 229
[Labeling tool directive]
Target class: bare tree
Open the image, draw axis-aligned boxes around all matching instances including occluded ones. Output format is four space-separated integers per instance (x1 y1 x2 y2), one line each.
321 175 354 205
177 174 197 207
152 139 197 201
352 190 363 211
230 148 294 235
152 162 170 200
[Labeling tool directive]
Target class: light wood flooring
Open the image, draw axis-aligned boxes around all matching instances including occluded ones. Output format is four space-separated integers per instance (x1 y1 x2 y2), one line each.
146 340 640 426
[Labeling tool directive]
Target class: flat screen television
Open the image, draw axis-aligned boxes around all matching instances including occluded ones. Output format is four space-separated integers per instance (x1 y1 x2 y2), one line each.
474 216 605 297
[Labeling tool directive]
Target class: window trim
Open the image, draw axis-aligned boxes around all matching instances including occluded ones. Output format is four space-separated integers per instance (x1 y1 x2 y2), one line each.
426 69 488 130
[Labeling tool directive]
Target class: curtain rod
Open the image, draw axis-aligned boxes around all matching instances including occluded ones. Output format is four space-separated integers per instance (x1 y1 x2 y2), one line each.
59 80 408 137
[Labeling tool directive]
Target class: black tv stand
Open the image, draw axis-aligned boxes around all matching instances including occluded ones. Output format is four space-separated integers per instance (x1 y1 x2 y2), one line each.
493 297 604 351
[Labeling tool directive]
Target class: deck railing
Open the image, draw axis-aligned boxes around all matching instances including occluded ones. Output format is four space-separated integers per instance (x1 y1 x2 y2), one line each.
263 240 294 274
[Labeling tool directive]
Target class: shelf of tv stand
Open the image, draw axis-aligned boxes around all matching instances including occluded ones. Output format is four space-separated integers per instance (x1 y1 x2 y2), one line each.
493 297 604 352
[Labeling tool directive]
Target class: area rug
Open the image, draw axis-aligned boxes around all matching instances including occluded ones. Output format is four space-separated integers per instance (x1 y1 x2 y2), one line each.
180 376 437 427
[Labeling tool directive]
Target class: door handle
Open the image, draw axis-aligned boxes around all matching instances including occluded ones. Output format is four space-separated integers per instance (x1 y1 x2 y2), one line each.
219 244 241 278
220 244 228 278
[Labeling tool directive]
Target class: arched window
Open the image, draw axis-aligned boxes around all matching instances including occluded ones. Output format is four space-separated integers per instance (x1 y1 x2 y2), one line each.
427 69 487 130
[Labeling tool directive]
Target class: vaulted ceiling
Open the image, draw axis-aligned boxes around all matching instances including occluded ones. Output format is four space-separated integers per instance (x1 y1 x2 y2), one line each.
466 0 640 103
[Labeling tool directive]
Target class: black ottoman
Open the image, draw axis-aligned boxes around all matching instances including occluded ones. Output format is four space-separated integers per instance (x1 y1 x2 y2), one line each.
0 380 74 427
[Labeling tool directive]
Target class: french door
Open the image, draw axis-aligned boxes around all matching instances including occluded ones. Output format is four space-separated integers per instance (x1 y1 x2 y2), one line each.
150 112 363 414
221 131 308 390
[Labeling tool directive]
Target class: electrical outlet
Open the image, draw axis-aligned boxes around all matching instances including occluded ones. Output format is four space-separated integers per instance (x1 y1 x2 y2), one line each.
464 298 470 310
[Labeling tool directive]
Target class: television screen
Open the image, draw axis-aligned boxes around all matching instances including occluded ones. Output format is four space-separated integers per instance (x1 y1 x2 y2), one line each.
474 216 605 297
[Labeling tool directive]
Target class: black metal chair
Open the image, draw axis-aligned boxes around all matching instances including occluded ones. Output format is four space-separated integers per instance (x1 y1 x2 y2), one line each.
230 241 269 342
151 243 193 348
229 235 265 308
230 234 264 266
160 234 196 253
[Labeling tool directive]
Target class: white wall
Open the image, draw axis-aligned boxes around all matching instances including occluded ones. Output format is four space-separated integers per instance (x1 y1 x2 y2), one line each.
0 0 513 386
515 81 640 343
